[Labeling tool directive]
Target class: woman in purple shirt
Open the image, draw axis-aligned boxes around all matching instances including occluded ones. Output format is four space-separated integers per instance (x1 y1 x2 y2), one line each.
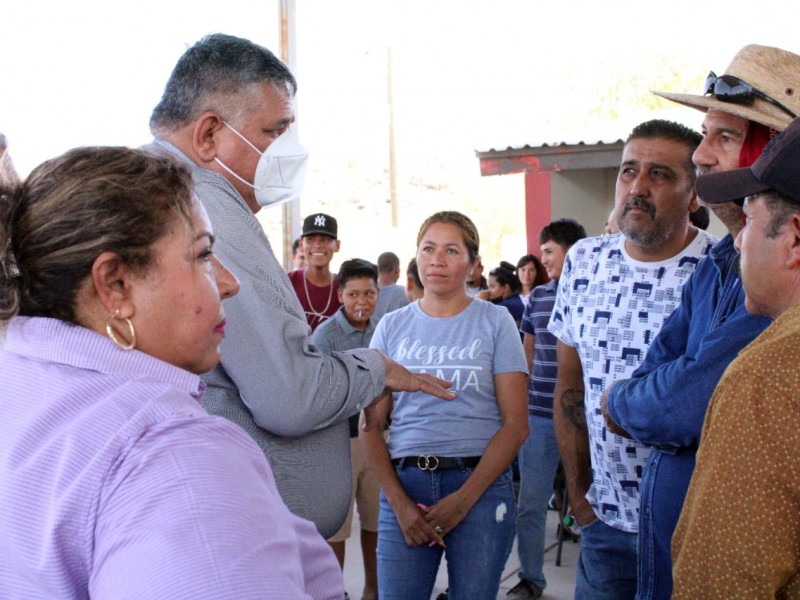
0 147 342 599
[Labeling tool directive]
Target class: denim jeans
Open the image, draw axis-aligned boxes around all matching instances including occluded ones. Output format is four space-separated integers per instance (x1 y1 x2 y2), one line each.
575 518 638 600
377 463 516 600
515 414 561 589
636 449 694 600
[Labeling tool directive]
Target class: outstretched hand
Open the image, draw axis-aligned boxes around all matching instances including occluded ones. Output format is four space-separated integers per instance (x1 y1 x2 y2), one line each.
380 352 456 401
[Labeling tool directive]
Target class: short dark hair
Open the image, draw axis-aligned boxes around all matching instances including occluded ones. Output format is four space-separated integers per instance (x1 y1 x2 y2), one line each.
538 218 587 249
489 261 521 293
1 147 194 324
377 251 400 274
338 258 378 288
407 258 423 290
689 205 711 230
291 237 301 256
150 33 297 135
626 119 703 183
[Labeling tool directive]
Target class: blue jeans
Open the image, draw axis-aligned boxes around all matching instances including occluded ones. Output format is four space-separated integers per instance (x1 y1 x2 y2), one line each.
575 518 638 600
516 415 561 589
636 449 694 600
377 463 516 600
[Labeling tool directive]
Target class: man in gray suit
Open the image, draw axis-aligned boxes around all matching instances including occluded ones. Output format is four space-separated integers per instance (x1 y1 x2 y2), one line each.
148 33 453 537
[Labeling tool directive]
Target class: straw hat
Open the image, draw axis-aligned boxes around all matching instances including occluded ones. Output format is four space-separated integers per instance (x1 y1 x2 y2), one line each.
653 44 800 132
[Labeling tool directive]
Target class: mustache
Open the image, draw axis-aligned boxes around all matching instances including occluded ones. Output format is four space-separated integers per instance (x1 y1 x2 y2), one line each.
622 197 656 219
732 253 741 277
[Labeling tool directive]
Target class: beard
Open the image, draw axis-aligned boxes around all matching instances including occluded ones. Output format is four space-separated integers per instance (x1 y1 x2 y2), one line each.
618 197 682 249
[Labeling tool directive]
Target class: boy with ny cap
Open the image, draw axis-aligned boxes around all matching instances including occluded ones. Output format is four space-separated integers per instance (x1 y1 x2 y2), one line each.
601 44 800 599
289 213 342 331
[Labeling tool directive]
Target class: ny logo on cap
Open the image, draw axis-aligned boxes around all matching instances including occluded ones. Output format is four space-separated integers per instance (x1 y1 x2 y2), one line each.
314 215 326 227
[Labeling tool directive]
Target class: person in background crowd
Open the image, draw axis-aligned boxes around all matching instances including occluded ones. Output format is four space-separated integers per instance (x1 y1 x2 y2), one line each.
373 251 409 321
688 205 710 230
673 116 800 598
362 211 529 599
312 258 383 600
510 218 587 600
291 236 307 271
465 255 488 296
481 260 525 326
604 207 620 235
0 146 343 599
602 43 798 599
550 119 717 599
147 33 454 538
516 254 548 305
288 212 342 331
405 257 424 302
0 133 20 185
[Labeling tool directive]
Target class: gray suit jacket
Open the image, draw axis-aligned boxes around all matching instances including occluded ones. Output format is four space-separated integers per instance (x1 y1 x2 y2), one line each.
151 139 385 537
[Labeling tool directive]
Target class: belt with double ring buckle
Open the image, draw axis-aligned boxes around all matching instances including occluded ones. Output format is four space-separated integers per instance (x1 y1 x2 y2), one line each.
392 455 482 471
417 455 439 470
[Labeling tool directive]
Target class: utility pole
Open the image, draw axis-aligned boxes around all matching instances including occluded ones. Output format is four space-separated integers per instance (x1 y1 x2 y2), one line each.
387 46 398 227
279 0 301 269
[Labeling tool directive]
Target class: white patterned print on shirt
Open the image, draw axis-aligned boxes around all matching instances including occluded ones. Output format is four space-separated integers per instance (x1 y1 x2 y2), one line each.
548 231 716 532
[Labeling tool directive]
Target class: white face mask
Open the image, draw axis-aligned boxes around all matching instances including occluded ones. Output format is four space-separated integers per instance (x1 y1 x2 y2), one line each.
215 120 309 208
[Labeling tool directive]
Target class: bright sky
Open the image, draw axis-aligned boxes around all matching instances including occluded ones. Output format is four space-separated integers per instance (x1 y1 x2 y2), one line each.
3 0 800 267
4 0 799 175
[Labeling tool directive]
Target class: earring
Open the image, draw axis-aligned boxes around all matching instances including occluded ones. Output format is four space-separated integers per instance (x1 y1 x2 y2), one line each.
105 309 136 351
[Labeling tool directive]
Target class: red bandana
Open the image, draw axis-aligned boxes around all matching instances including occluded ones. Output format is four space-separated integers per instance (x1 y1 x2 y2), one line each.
739 122 778 168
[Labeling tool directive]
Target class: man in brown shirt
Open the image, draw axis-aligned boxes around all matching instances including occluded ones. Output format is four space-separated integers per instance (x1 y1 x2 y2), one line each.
672 116 800 598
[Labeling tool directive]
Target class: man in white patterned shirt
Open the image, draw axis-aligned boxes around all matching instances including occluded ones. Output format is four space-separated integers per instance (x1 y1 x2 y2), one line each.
548 120 717 599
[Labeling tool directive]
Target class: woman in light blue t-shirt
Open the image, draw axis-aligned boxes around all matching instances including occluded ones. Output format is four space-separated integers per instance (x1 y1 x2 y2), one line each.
361 211 529 599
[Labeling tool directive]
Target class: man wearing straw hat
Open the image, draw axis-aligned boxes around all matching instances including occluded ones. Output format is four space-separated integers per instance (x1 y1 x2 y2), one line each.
602 44 800 599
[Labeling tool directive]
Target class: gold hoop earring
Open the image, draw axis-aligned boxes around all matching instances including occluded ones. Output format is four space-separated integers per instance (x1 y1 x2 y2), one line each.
105 310 136 351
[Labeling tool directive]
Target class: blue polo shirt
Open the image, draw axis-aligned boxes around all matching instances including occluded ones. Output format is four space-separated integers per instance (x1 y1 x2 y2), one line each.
311 307 376 437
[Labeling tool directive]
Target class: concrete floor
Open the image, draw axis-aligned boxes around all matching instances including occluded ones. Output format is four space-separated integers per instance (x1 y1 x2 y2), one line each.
342 508 578 599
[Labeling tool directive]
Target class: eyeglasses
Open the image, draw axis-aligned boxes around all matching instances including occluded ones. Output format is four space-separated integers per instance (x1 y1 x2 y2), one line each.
703 71 796 119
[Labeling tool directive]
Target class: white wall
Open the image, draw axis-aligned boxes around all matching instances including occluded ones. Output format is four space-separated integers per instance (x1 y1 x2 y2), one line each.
551 170 617 237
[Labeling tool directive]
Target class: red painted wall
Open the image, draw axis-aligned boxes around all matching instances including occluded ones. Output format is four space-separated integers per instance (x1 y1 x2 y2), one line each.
524 171 551 255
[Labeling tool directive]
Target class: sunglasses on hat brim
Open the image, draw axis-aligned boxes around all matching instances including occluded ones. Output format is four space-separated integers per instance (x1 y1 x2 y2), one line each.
703 71 797 119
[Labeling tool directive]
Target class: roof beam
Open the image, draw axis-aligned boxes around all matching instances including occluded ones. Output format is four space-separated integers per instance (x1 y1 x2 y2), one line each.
477 142 624 176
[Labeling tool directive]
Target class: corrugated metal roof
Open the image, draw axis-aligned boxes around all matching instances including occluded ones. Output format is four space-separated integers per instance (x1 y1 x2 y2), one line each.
474 107 700 156
477 137 625 155
476 133 626 155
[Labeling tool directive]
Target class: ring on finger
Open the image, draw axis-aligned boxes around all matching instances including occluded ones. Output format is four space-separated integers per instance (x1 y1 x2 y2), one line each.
433 525 443 534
